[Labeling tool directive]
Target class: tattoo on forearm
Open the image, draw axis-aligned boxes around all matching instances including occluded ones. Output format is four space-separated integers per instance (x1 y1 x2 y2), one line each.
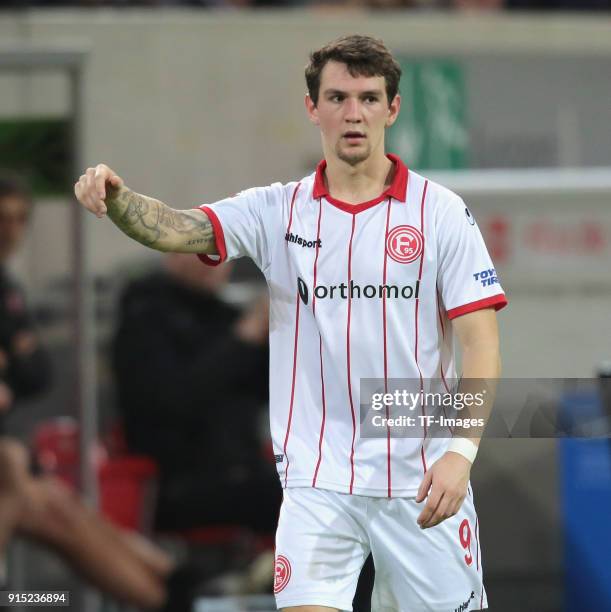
105 187 214 252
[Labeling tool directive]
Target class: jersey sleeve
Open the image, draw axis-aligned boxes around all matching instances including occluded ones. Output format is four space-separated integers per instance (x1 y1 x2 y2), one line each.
436 194 507 320
196 183 283 271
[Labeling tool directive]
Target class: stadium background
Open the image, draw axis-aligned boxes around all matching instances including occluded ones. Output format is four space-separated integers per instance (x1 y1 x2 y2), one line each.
0 5 610 612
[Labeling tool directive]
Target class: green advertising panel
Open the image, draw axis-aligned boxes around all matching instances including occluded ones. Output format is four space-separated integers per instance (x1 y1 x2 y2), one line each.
387 59 468 170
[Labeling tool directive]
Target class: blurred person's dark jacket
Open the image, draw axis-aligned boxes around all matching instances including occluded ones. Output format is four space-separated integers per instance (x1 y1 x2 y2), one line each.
112 269 281 533
0 267 51 433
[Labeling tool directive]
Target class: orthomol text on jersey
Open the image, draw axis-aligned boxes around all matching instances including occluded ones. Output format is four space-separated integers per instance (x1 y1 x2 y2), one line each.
297 277 420 306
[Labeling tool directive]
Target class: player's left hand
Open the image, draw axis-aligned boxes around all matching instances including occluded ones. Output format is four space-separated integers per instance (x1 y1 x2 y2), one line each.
415 451 472 529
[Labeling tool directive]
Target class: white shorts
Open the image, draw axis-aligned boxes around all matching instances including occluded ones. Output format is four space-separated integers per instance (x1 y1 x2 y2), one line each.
274 487 487 612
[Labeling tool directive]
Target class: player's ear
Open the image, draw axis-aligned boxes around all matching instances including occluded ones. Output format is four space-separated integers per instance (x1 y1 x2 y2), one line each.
305 94 319 126
385 94 401 128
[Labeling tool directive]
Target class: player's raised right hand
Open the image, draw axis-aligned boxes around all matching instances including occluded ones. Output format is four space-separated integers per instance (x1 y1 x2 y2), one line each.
74 164 125 219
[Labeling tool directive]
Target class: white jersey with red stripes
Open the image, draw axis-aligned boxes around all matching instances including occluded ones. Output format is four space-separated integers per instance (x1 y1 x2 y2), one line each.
198 154 507 497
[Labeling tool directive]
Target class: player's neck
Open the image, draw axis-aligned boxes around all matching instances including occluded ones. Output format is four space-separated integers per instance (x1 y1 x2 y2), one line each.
323 152 394 205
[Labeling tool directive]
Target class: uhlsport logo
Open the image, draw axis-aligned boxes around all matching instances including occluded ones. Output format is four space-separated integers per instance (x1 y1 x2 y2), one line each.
285 231 321 249
386 225 424 264
274 555 292 594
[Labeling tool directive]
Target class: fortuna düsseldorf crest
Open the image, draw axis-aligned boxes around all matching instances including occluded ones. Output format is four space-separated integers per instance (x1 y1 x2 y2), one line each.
274 555 292 593
386 225 424 264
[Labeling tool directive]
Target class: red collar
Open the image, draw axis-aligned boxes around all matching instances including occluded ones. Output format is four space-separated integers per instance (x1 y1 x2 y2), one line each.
312 153 408 209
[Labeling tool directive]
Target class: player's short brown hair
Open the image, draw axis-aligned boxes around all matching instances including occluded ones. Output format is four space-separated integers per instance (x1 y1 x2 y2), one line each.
305 35 401 107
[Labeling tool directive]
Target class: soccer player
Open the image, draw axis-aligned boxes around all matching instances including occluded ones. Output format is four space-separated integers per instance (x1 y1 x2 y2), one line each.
75 35 506 612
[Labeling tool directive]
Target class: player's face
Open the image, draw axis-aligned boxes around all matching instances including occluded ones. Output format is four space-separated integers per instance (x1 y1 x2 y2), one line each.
0 196 30 262
306 61 400 166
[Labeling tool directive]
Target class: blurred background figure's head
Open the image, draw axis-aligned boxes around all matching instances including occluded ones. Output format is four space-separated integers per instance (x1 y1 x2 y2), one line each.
162 252 233 294
0 173 31 265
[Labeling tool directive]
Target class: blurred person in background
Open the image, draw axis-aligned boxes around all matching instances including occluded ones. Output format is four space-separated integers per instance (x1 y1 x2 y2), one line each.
113 253 281 537
0 172 177 609
0 171 50 589
0 173 51 435
0 438 175 607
